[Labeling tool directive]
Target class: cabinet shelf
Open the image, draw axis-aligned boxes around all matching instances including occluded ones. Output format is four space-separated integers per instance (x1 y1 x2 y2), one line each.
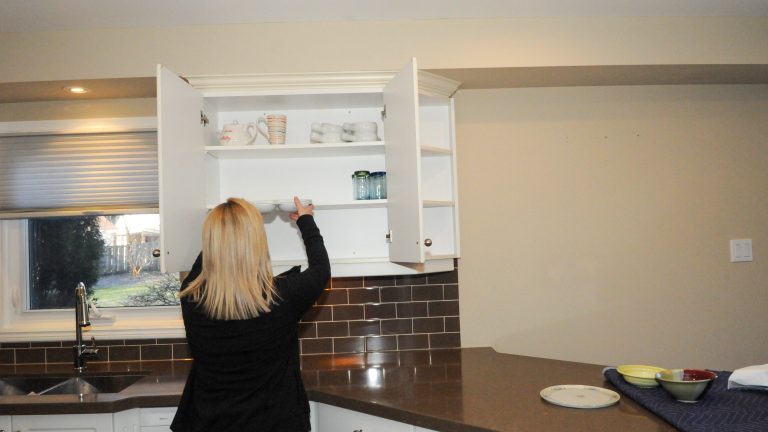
315 199 387 210
206 200 450 210
205 141 385 159
206 199 387 210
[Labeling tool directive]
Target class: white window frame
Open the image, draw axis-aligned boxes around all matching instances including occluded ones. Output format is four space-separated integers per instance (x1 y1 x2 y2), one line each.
0 117 185 342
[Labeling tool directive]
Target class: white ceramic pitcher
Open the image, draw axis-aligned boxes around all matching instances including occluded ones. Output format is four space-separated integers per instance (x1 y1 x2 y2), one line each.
218 121 258 146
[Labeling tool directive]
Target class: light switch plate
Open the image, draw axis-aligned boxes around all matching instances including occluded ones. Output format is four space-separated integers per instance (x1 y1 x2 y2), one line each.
730 239 753 262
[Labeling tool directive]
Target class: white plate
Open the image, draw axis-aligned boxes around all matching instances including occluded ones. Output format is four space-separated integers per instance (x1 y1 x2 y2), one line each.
277 199 312 213
540 385 620 409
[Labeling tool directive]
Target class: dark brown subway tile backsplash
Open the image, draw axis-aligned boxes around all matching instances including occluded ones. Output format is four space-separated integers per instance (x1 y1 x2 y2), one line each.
0 265 460 364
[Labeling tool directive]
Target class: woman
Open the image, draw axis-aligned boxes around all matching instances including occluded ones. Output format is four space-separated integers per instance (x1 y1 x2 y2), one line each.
171 197 330 432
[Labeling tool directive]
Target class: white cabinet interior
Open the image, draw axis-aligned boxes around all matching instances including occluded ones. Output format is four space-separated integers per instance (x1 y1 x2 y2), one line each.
157 59 460 276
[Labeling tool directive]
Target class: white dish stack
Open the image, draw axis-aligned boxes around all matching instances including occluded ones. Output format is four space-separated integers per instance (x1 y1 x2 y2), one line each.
310 123 344 143
250 199 312 214
310 122 380 143
342 122 380 142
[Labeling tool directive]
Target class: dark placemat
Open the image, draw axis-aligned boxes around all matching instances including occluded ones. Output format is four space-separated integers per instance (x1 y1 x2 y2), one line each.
604 368 768 432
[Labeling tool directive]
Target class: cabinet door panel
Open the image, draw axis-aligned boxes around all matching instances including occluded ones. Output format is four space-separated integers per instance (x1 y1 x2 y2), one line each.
113 408 139 432
384 58 424 263
418 100 451 150
0 415 10 432
420 155 454 201
317 404 409 432
422 206 456 258
12 413 112 432
156 65 208 273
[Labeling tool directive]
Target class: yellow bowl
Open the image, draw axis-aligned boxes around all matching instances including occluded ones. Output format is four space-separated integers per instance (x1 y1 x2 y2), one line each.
617 365 666 387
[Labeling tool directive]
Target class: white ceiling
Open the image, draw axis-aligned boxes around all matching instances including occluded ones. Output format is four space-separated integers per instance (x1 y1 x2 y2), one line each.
2 0 768 33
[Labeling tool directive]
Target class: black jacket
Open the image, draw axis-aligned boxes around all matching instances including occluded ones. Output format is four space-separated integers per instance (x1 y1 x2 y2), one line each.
171 215 330 432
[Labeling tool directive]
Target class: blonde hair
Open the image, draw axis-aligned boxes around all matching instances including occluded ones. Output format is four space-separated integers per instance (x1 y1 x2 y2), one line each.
179 198 276 320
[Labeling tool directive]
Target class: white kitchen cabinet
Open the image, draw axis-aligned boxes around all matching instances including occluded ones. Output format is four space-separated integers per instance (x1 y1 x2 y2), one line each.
111 407 177 432
0 416 10 432
113 408 140 432
12 413 113 432
156 58 460 277
316 403 438 432
115 404 310 431
309 401 317 432
317 403 410 432
138 407 176 432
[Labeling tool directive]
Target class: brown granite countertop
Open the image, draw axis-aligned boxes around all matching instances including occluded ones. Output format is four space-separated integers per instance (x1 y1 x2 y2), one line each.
0 347 674 432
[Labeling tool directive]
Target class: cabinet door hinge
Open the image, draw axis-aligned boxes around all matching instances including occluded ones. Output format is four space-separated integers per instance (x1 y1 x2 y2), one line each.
200 111 209 126
381 105 387 120
386 230 392 243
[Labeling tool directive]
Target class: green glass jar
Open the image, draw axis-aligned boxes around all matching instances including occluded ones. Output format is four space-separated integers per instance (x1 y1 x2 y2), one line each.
352 170 370 200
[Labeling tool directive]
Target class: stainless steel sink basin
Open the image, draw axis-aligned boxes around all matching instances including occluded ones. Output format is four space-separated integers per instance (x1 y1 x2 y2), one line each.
0 376 68 395
0 373 147 396
42 374 146 395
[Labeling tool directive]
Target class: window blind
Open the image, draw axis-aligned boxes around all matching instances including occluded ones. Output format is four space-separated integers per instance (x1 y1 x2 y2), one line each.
0 131 158 218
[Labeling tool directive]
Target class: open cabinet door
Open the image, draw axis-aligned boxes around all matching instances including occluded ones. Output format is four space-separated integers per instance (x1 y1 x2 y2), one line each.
157 65 207 273
384 58 424 263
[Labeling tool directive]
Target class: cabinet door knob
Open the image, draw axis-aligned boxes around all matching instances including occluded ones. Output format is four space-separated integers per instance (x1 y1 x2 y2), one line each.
424 238 433 247
152 249 161 258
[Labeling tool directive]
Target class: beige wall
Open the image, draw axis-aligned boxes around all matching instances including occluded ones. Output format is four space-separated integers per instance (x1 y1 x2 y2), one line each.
455 84 768 370
1 17 767 82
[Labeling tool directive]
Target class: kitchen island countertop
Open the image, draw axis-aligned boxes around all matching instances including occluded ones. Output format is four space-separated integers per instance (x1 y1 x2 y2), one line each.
0 347 674 431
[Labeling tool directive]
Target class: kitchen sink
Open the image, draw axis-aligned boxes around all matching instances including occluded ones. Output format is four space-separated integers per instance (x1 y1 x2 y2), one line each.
0 373 148 396
0 376 68 396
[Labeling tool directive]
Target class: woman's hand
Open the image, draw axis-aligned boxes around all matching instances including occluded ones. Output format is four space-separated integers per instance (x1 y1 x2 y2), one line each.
290 196 314 221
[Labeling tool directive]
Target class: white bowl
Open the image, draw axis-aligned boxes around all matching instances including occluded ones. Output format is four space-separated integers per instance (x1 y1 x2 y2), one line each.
277 199 312 213
353 133 379 142
251 201 277 214
351 122 378 132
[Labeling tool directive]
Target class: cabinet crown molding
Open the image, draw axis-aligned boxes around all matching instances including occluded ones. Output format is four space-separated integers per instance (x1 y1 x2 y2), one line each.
185 71 460 98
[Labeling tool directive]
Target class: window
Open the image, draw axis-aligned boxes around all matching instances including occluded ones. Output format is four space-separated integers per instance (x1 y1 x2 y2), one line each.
28 214 180 310
0 117 185 341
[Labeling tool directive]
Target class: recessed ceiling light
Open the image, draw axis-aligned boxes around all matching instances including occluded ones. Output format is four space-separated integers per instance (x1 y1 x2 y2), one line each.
64 86 89 94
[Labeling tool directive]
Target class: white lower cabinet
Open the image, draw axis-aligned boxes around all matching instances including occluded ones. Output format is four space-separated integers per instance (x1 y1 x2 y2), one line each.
113 408 140 432
316 403 437 432
309 401 317 432
138 407 176 432
112 407 176 432
8 403 436 432
12 413 113 432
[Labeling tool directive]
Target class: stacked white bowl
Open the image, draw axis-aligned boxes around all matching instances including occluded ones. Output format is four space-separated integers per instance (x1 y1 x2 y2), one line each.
342 122 380 142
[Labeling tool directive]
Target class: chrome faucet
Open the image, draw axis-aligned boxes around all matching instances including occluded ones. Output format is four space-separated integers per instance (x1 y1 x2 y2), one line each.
73 282 99 371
